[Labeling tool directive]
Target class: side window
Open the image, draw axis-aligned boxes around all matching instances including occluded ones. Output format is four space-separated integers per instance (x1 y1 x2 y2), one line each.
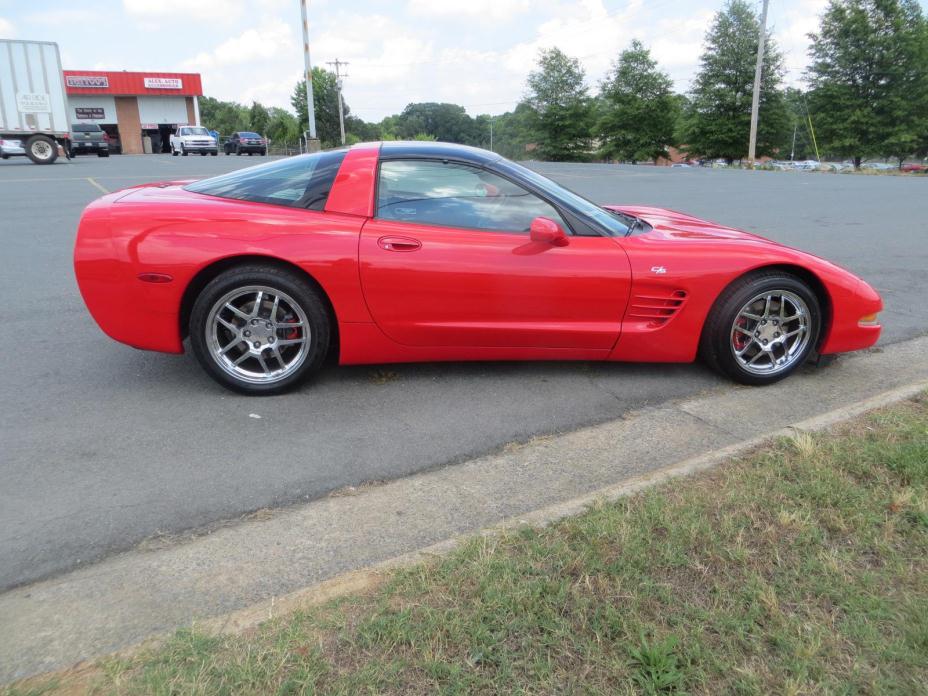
377 160 569 234
184 149 347 209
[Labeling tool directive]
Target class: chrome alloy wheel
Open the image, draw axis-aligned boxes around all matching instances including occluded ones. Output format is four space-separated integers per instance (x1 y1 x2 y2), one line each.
206 285 310 384
730 290 811 375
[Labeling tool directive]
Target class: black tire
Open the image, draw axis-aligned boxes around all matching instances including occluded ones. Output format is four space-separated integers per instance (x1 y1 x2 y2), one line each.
210 151 217 156
248 152 253 156
700 271 821 386
98 151 109 157
181 145 188 156
200 152 206 156
261 149 267 156
189 265 331 395
25 135 58 164
172 147 178 156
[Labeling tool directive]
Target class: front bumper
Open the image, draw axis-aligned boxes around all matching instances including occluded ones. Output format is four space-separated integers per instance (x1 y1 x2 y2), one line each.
180 142 217 152
818 279 883 355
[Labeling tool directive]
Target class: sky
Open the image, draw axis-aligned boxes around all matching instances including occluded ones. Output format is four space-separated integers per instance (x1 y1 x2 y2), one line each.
2 0 927 122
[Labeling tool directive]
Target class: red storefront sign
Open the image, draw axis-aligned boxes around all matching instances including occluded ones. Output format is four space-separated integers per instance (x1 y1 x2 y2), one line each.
63 71 202 97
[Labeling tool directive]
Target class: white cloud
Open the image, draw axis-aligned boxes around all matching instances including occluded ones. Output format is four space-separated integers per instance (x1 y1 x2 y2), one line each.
774 0 828 85
24 10 86 25
122 0 245 22
407 0 530 22
0 17 15 38
179 20 296 70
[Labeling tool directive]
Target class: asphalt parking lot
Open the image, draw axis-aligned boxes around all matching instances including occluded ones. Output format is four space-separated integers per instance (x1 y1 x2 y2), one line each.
1 154 925 592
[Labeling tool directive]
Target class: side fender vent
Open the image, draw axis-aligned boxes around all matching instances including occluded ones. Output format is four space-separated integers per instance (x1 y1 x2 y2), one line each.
628 290 688 327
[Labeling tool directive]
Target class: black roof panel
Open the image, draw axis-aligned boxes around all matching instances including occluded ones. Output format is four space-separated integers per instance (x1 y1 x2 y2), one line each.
377 140 502 165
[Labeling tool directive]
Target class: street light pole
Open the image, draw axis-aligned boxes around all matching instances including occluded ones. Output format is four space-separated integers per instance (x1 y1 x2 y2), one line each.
747 0 769 168
299 0 320 152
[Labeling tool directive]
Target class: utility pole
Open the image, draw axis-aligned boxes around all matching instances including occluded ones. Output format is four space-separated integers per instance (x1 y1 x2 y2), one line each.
299 0 320 152
747 0 769 169
789 122 797 161
327 59 349 146
489 117 494 152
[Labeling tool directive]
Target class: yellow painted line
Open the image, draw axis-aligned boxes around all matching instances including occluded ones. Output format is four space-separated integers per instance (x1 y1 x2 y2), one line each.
86 177 110 194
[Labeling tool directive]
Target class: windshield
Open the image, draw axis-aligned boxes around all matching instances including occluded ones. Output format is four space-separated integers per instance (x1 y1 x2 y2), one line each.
496 160 630 236
183 127 210 136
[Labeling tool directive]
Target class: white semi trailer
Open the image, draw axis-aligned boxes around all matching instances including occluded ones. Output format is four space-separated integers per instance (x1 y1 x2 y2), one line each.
0 39 70 164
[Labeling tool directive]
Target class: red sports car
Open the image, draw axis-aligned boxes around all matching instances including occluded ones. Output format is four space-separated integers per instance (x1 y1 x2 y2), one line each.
74 141 882 395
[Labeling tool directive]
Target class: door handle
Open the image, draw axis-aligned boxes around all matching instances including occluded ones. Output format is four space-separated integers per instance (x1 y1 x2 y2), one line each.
378 236 421 252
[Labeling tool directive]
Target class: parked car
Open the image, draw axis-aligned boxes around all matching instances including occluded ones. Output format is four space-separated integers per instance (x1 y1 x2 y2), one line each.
670 162 691 168
74 141 882 395
170 126 218 156
224 132 267 156
792 160 820 171
0 138 26 159
901 163 927 173
69 123 109 157
860 162 895 171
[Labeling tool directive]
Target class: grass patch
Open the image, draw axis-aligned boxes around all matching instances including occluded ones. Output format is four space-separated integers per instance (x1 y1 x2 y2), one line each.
9 395 928 695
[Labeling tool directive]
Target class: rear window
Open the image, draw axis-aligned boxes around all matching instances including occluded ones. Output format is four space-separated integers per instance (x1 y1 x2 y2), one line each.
239 132 261 138
71 124 101 132
184 150 347 210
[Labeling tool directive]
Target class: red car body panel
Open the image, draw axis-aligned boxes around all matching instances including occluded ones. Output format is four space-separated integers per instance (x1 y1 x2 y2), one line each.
73 144 882 368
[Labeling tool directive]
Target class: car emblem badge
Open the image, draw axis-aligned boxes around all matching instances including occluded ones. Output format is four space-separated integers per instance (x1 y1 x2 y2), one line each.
650 266 667 274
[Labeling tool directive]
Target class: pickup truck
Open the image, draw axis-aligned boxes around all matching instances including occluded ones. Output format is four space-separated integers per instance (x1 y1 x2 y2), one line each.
69 123 109 157
170 126 218 156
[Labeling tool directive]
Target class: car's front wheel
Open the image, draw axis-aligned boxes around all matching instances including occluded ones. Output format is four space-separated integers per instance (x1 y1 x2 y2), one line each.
189 265 331 395
701 272 820 386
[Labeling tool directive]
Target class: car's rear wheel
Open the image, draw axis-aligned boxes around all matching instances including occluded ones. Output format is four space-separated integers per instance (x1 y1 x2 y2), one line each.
189 265 331 395
701 272 820 386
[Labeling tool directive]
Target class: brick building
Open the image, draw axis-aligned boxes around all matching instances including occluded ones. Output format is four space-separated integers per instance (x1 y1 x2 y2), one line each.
62 70 203 154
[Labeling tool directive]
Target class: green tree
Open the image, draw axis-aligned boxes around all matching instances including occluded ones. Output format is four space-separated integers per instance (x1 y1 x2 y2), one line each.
684 0 789 162
524 47 594 161
291 68 348 147
807 0 928 167
394 102 479 144
198 96 249 137
597 40 678 163
265 107 300 147
247 101 269 136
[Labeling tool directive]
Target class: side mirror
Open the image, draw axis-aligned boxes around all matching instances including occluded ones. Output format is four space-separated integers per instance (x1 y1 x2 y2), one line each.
529 216 569 246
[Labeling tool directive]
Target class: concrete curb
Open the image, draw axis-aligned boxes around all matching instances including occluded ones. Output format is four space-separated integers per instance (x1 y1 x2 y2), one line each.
3 334 928 683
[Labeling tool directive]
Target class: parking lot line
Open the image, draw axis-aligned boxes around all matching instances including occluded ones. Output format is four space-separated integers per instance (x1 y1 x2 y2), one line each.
86 177 109 194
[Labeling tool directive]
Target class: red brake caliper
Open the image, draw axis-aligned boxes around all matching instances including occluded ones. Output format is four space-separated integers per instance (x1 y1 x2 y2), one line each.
733 317 749 350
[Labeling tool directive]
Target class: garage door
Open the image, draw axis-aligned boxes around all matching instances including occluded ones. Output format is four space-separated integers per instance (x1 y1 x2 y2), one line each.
137 96 188 125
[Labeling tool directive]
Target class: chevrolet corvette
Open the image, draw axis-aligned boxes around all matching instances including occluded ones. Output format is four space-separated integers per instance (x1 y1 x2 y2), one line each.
73 141 882 395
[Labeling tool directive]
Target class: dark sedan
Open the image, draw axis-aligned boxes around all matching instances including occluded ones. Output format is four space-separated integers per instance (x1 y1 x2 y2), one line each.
224 132 267 156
